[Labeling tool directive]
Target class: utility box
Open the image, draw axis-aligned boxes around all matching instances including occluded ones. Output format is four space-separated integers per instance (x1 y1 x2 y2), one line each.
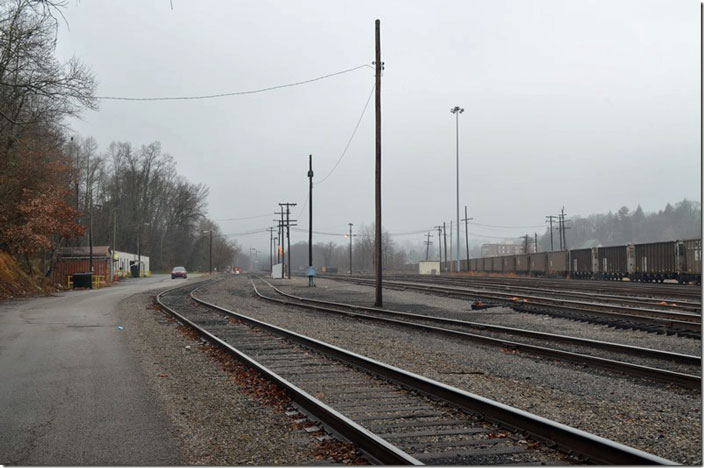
271 263 283 279
419 261 441 275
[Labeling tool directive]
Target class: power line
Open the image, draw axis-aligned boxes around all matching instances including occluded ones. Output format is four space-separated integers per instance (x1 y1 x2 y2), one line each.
225 228 270 237
468 221 546 229
97 64 373 101
316 83 375 185
217 214 272 222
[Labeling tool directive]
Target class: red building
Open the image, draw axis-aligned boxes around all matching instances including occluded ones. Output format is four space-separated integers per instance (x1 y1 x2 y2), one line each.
54 246 113 288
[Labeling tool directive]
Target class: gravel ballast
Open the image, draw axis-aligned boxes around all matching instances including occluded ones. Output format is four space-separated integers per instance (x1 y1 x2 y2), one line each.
118 279 364 465
197 275 702 465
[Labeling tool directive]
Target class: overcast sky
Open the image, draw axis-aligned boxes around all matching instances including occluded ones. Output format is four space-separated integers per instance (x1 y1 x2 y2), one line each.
55 0 701 255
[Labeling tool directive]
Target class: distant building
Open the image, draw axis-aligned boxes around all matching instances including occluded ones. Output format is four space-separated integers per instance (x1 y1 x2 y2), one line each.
54 246 113 288
481 241 536 257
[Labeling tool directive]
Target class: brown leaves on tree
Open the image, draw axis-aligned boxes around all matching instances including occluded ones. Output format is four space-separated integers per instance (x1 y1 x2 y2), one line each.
0 137 85 259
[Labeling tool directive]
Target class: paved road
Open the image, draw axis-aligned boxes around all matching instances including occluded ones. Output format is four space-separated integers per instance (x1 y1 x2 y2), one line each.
0 275 185 465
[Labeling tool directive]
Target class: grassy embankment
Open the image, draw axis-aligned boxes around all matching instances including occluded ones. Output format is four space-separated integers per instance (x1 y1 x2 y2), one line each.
0 251 56 300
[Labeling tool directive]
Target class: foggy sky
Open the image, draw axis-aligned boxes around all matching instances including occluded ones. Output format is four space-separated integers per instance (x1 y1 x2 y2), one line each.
55 0 701 256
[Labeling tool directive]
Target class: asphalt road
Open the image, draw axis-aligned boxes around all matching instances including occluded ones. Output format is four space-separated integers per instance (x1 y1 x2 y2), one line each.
0 275 186 465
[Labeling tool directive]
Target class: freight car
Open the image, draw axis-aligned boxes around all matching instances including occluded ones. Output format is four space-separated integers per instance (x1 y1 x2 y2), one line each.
596 245 629 280
457 238 700 284
680 238 702 284
547 251 569 277
529 253 547 276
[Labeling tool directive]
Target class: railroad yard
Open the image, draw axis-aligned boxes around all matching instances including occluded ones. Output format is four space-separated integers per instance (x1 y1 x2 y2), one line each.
0 2 700 466
149 273 701 465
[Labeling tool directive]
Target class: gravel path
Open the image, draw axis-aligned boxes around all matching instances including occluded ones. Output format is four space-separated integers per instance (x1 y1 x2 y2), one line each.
198 275 702 465
118 280 364 465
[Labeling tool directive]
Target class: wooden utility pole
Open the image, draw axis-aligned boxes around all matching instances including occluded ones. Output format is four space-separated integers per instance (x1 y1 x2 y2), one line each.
545 215 557 251
374 19 383 307
560 207 570 250
424 232 432 261
348 223 354 275
443 222 448 270
279 203 297 279
434 225 443 263
449 220 453 272
462 206 473 271
308 155 314 286
534 232 538 253
267 227 275 272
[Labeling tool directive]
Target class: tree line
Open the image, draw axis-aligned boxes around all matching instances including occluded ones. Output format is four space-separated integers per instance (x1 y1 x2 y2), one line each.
538 199 702 251
0 0 238 277
67 137 240 272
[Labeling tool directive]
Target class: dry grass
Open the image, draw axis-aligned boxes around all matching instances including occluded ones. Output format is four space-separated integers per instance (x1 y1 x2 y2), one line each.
0 251 56 299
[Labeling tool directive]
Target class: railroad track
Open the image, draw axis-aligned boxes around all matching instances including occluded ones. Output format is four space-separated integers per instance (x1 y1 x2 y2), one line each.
156 280 674 465
253 277 700 390
383 274 702 302
320 276 702 338
381 274 702 313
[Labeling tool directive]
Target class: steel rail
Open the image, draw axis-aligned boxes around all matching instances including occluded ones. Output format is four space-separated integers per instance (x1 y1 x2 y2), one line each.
332 273 701 301
253 278 700 389
156 282 422 465
186 279 676 465
403 274 701 300
330 276 702 333
258 277 700 366
390 275 701 312
356 278 700 322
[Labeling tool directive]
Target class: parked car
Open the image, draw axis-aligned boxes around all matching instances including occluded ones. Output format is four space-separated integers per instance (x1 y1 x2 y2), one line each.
171 266 187 279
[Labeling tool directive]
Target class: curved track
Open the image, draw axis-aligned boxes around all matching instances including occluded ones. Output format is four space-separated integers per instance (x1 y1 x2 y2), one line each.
156 280 675 465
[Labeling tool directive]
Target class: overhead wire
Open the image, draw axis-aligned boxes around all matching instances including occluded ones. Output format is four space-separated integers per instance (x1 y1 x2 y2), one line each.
316 82 376 185
96 64 373 101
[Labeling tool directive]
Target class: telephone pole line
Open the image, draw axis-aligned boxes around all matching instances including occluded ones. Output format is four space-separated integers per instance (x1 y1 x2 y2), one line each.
374 19 384 307
461 206 473 271
522 234 530 254
424 232 433 261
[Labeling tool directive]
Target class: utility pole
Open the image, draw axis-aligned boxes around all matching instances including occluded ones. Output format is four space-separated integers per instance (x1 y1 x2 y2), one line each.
209 230 213 274
442 222 448 271
449 220 453 272
279 203 297 279
451 106 464 277
89 201 93 288
560 207 570 250
545 215 557 251
267 227 275 272
307 154 314 286
434 225 443 264
424 232 432 261
462 206 473 271
534 232 538 253
274 210 285 278
522 234 530 254
347 223 355 275
374 18 383 307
